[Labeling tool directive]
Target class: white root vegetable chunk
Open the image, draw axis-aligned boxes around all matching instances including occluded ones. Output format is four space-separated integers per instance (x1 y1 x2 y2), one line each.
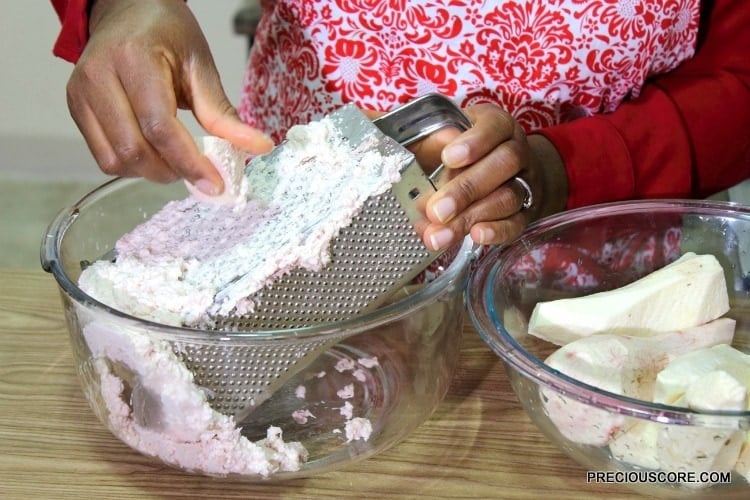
528 252 730 346
611 371 746 487
610 371 747 478
609 420 660 469
542 318 735 446
652 344 750 485
656 370 746 486
654 343 750 405
185 136 250 207
737 434 750 482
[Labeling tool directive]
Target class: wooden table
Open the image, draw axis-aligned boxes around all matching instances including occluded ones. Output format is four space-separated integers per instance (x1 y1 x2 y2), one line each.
0 269 639 499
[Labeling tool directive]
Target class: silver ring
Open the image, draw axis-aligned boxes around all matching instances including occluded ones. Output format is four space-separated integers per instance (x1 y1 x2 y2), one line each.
514 176 533 210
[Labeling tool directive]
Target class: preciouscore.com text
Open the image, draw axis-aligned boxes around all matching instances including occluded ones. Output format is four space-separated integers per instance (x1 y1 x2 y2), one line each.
586 470 731 484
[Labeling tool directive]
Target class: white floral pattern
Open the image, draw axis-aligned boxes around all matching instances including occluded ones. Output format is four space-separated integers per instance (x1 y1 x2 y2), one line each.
238 0 700 143
238 0 696 289
504 225 682 291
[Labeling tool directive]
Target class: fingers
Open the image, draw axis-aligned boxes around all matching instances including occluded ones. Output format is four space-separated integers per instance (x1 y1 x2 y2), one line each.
426 138 527 224
68 0 274 193
67 42 212 187
121 56 225 191
467 178 532 244
441 105 517 169
188 58 274 156
67 62 183 184
69 50 274 196
416 103 534 251
409 127 463 172
425 105 525 222
422 178 530 251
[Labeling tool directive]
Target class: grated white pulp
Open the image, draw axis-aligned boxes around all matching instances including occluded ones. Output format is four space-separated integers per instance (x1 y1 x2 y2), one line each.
76 112 409 476
79 115 409 326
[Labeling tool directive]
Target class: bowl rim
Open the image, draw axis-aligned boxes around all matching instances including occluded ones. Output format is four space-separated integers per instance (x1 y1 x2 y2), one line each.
468 199 750 426
42 176 479 341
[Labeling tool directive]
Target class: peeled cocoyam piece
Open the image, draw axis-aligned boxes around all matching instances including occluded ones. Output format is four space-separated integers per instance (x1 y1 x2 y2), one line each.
541 318 735 446
528 252 730 346
737 434 750 482
656 371 746 484
683 369 748 411
611 370 746 478
609 420 660 469
654 343 750 405
185 136 251 207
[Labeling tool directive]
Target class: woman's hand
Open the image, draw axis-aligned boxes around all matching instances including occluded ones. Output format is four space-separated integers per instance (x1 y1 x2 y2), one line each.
410 103 569 251
66 0 273 194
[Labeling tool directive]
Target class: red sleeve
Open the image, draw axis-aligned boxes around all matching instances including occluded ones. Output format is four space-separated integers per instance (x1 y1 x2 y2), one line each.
537 0 750 209
51 0 91 63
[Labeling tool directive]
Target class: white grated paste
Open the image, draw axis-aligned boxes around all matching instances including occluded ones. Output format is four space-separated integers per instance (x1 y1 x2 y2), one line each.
80 114 410 326
76 112 409 476
83 319 307 477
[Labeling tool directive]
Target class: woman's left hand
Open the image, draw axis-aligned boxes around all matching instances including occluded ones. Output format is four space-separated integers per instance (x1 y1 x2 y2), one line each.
408 103 567 251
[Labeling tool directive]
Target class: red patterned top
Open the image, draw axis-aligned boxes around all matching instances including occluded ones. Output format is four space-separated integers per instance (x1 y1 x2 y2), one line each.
234 0 750 210
238 0 699 141
50 0 750 288
51 0 750 209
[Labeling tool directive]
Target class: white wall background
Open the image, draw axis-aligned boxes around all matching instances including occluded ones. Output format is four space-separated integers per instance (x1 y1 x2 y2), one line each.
0 1 251 180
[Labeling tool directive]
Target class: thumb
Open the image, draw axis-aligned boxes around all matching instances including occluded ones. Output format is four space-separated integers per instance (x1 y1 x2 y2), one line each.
189 67 274 154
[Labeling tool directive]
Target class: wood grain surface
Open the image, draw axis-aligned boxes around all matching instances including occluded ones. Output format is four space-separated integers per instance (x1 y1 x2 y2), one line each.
0 269 641 499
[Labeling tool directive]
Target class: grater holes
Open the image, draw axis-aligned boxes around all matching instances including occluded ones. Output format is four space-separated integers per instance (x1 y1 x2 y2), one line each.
192 191 435 411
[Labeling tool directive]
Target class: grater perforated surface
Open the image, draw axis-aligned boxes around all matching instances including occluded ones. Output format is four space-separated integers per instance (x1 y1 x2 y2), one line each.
173 337 336 416
183 172 440 416
217 189 432 331
182 95 472 418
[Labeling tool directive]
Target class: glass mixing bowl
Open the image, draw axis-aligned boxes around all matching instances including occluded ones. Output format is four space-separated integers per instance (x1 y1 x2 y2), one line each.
41 177 477 479
468 200 750 498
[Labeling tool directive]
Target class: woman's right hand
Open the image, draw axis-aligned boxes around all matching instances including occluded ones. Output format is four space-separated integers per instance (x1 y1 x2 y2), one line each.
66 0 273 195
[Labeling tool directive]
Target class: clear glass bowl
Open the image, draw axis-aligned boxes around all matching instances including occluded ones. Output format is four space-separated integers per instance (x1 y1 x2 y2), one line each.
468 200 750 498
41 177 477 479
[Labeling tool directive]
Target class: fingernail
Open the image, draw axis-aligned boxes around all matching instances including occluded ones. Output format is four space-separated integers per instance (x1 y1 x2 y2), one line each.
195 178 221 196
432 197 457 223
249 132 274 151
429 228 454 251
260 133 274 149
442 143 469 166
478 227 495 245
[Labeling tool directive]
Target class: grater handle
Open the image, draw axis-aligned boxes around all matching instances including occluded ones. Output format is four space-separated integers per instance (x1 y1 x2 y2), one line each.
372 93 473 189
